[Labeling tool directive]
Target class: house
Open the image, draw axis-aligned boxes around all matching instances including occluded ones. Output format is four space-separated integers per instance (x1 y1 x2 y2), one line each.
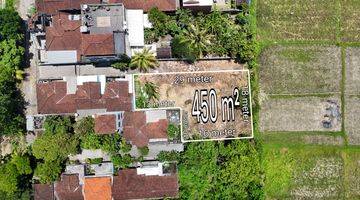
34 162 179 200
36 75 133 115
31 0 179 65
182 0 213 12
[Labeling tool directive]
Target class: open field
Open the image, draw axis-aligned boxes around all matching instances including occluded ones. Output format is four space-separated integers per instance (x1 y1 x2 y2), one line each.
264 145 360 199
260 96 341 132
262 132 344 146
135 71 253 141
257 0 339 41
259 45 342 94
341 0 360 42
345 48 360 95
345 96 360 145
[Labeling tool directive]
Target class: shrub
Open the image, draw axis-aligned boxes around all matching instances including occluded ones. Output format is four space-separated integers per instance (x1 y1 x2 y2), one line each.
111 54 131 71
138 146 149 156
171 36 196 63
167 124 180 140
157 151 180 162
89 158 103 164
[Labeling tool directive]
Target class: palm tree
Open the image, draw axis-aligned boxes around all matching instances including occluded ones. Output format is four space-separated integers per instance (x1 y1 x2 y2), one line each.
130 48 158 72
180 23 212 58
143 81 159 102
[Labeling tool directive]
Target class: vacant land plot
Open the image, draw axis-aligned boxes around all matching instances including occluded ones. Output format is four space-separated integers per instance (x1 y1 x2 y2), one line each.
264 146 345 199
260 45 342 94
260 96 342 132
341 0 360 42
257 0 339 41
345 48 360 95
135 71 253 141
345 96 360 145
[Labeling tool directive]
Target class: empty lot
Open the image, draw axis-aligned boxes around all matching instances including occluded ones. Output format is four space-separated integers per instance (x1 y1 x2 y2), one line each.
260 96 341 132
257 0 339 41
260 45 341 95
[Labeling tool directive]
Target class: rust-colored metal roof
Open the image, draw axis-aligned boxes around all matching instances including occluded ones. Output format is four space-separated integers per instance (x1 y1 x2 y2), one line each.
110 0 178 12
94 114 117 134
34 184 54 200
112 169 179 200
123 112 168 147
84 177 112 200
37 81 132 114
36 0 101 15
54 174 84 200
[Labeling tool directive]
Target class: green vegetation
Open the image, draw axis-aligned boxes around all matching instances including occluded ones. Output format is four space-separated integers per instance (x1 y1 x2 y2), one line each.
130 48 158 72
111 54 131 71
157 150 180 162
138 146 149 156
167 123 180 140
147 8 258 61
32 116 78 183
178 140 263 199
135 80 159 109
0 7 25 137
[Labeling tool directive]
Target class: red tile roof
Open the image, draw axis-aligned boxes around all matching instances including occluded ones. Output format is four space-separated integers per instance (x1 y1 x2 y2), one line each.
84 177 112 200
112 169 179 200
34 184 54 200
54 174 84 200
45 12 116 61
81 34 115 56
111 0 179 12
37 81 132 114
123 112 168 147
94 114 117 134
36 0 101 15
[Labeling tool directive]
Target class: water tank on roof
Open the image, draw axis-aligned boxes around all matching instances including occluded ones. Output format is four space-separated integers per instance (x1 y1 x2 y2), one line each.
82 4 88 10
80 25 89 33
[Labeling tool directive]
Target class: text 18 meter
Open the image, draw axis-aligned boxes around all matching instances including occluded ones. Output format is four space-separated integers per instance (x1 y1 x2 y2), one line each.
191 87 244 123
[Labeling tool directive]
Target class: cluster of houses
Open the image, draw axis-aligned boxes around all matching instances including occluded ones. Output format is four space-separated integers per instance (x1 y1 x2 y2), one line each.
26 0 248 199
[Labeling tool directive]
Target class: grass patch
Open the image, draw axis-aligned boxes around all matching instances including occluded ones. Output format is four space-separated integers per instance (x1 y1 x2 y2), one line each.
257 0 340 41
264 145 345 199
341 0 360 42
260 45 342 94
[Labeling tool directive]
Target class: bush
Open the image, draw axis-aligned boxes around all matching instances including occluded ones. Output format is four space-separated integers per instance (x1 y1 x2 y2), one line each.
138 146 149 156
171 36 196 63
111 54 131 71
157 151 180 162
89 158 103 164
167 124 180 140
111 154 133 169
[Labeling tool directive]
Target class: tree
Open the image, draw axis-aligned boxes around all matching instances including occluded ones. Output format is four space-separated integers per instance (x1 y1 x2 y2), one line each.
179 24 212 58
32 116 78 162
138 146 149 156
167 124 180 140
130 48 158 72
171 36 196 62
148 7 172 37
143 81 159 102
111 154 133 169
11 154 32 175
34 161 63 184
0 8 24 42
0 163 19 194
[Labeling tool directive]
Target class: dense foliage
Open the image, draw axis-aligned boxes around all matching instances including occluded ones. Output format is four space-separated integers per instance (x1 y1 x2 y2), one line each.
179 140 263 199
147 8 258 62
32 116 78 183
0 7 25 136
